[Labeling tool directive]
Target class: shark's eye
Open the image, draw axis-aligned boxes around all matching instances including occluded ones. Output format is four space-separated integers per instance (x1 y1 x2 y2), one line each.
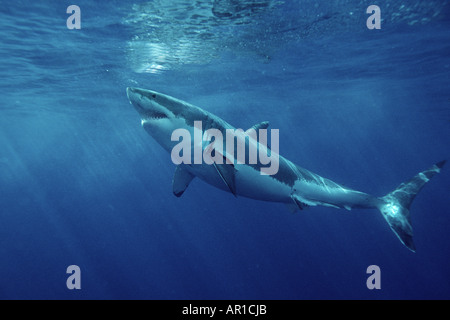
152 94 156 98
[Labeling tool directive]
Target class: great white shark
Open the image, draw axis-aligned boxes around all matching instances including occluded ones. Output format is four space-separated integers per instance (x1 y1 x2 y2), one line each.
126 87 445 252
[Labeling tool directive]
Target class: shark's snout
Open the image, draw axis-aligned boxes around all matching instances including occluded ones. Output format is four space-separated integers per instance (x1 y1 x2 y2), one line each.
127 87 159 101
126 87 135 101
127 87 150 106
126 87 145 115
127 87 171 121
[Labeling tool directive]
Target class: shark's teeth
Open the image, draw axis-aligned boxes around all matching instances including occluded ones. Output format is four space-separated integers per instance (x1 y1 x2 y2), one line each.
141 114 168 126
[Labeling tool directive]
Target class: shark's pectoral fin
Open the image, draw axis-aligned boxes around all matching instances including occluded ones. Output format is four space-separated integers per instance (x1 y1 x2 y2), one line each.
173 165 195 197
246 121 269 133
213 162 237 197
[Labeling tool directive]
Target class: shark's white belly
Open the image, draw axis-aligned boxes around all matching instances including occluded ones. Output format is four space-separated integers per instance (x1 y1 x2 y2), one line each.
188 163 292 203
235 164 292 202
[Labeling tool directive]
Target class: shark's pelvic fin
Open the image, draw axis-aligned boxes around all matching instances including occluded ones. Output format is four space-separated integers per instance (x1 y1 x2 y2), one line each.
204 141 237 196
213 162 237 197
290 194 311 210
173 165 195 197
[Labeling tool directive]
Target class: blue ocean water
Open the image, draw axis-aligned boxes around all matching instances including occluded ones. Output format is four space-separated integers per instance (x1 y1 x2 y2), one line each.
1 0 449 300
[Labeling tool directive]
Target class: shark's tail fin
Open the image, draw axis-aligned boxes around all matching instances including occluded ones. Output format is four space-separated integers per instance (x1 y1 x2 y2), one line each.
377 160 446 252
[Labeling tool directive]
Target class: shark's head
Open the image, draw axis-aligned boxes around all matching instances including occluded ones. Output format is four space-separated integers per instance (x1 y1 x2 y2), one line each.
126 87 180 123
126 86 221 129
126 87 210 151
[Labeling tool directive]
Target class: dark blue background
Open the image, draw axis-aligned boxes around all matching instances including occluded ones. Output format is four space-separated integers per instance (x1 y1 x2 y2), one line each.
1 1 449 299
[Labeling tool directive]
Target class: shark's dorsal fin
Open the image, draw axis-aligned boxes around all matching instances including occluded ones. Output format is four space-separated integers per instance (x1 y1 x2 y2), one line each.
172 165 195 197
213 162 237 197
246 121 269 134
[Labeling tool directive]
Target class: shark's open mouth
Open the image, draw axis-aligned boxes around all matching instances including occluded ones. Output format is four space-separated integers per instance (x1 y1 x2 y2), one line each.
150 111 168 120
